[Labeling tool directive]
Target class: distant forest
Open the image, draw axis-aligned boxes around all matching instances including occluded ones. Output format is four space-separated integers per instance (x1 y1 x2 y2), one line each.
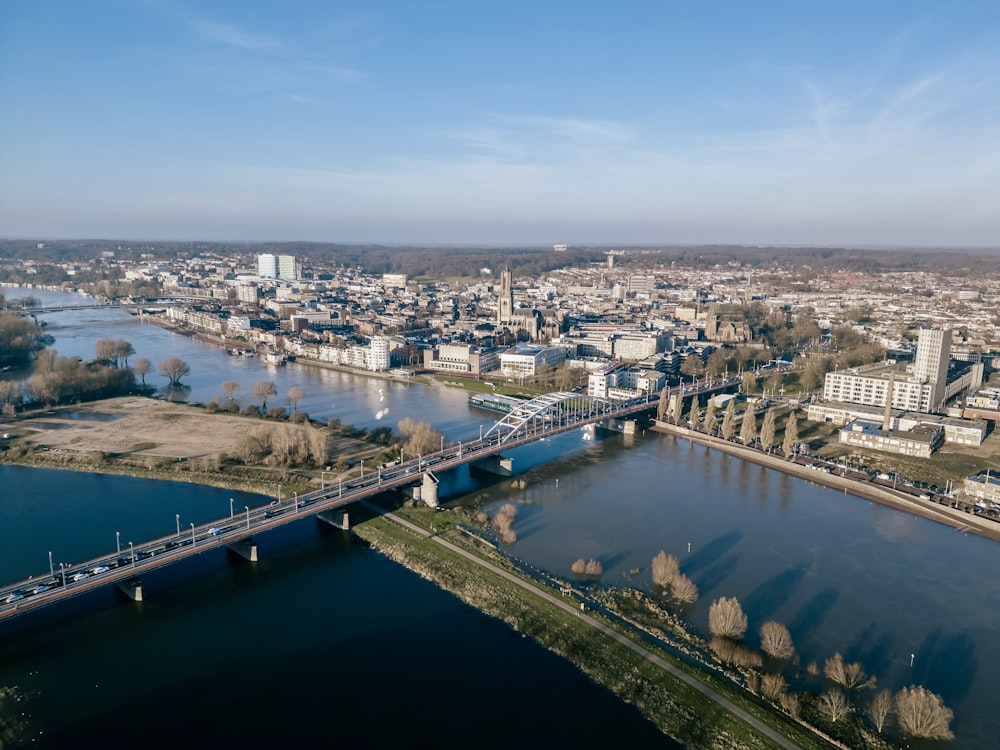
1 238 998 280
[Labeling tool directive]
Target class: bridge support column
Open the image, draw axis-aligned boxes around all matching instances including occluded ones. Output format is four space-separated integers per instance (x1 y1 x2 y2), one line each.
227 538 258 562
421 472 439 508
318 510 350 530
116 577 143 602
470 455 514 476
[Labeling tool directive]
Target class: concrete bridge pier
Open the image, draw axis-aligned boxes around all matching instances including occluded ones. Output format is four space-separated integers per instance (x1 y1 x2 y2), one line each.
227 538 258 562
596 417 637 434
421 472 439 508
116 577 143 602
318 510 350 530
470 455 514 476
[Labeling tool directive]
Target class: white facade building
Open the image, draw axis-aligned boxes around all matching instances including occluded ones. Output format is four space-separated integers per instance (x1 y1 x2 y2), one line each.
257 254 278 278
499 345 566 379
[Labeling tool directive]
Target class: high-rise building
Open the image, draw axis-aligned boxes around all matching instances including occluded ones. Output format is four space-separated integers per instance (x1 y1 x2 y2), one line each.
913 327 952 391
277 254 297 280
257 253 278 278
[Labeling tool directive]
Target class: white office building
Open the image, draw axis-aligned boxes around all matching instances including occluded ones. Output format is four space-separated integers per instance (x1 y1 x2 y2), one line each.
499 345 565 379
257 254 278 278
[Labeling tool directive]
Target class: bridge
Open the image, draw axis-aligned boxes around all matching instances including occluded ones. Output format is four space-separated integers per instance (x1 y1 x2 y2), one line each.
0 377 740 621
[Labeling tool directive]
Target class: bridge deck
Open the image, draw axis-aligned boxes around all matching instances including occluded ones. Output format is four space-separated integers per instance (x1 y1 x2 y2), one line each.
1 378 740 620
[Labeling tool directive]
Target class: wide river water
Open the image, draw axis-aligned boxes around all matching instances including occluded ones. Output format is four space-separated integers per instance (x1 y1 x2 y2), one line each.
2 288 998 748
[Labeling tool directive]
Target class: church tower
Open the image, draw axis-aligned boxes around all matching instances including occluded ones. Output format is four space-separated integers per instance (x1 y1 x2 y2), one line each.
498 267 513 325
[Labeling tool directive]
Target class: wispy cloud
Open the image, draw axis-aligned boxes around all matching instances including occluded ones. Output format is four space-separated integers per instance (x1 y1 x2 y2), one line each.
188 19 282 52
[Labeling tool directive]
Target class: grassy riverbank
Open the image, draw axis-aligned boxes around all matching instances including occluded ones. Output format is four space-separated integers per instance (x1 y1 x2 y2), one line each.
354 504 882 750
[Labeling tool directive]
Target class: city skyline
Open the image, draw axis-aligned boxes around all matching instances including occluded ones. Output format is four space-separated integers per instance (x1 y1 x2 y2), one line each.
2 1 999 247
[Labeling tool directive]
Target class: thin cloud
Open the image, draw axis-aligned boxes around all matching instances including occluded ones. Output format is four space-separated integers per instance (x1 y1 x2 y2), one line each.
189 19 282 52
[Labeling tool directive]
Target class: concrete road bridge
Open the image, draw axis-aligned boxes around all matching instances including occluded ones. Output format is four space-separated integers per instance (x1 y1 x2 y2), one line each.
0 378 740 622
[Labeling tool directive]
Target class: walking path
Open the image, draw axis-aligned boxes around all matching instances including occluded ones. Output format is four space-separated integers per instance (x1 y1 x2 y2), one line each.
369 503 807 750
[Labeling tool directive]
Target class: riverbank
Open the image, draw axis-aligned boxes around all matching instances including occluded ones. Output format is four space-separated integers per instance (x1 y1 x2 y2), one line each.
0 397 385 498
651 421 1000 544
353 504 880 750
142 314 428 385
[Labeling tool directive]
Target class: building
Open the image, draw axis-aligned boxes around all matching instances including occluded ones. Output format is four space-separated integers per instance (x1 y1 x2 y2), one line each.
822 327 981 414
963 473 1000 504
497 267 514 325
369 336 391 371
912 326 951 409
257 254 278 278
277 254 298 281
499 344 566 379
838 419 944 458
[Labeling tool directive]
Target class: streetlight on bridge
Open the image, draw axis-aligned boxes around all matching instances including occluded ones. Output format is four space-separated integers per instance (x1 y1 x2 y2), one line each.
116 531 121 557
190 523 196 547
245 506 250 530
129 542 135 566
48 551 54 579
229 497 235 519
176 514 180 535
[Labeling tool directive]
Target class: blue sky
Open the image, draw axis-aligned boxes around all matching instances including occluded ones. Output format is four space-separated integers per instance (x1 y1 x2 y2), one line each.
1 1 998 247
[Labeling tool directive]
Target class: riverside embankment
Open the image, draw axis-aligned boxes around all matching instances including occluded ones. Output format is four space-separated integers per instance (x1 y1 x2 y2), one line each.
651 420 1000 544
353 505 853 750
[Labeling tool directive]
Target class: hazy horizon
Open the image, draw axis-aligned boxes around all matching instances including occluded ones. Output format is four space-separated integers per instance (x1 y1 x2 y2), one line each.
2 1 999 247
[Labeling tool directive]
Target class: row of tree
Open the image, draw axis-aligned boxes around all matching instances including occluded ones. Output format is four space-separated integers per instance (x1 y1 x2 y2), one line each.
705 595 953 741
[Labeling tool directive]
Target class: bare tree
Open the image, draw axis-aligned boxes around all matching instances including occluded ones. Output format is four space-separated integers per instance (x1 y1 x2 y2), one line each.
670 574 698 604
867 688 894 734
286 386 306 412
708 596 748 639
132 357 152 385
397 417 444 457
651 550 679 588
571 558 586 575
253 381 278 410
760 673 787 701
222 380 240 400
158 357 190 386
782 409 799 458
894 686 954 741
687 399 699 429
818 689 851 724
656 385 669 420
824 652 876 691
670 393 683 425
704 401 717 435
95 339 116 366
759 408 776 453
493 503 518 544
779 692 800 718
113 339 134 368
759 620 795 660
584 558 603 576
720 399 737 441
740 409 757 445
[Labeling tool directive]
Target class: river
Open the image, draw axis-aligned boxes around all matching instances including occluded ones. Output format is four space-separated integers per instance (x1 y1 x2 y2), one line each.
2 288 998 748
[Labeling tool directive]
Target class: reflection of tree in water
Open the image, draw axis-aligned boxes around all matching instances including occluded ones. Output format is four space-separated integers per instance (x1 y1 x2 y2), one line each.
912 628 977 706
161 384 192 402
0 684 32 746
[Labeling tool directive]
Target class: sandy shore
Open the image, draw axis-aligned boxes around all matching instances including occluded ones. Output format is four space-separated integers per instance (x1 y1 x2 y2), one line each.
652 421 1000 544
0 397 386 495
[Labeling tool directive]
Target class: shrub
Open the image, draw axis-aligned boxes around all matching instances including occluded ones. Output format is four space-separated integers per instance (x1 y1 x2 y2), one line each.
759 620 795 660
651 550 680 588
290 410 309 424
242 404 260 417
267 406 288 420
708 596 748 639
669 574 698 603
894 686 954 741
